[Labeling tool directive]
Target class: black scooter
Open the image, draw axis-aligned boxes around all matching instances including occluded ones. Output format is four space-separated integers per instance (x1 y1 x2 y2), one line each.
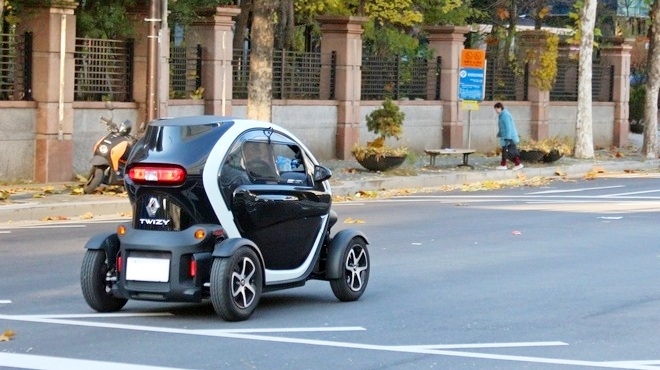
83 112 137 194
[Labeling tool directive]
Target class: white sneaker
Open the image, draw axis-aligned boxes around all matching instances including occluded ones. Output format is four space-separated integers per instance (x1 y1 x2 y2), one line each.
513 164 524 170
496 165 507 170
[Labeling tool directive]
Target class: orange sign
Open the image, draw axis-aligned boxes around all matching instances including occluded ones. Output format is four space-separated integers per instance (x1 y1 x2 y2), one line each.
460 49 486 69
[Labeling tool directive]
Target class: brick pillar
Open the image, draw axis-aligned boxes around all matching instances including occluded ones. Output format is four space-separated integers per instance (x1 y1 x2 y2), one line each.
519 31 552 141
600 39 633 147
424 26 470 148
189 7 241 116
18 2 77 182
318 16 367 159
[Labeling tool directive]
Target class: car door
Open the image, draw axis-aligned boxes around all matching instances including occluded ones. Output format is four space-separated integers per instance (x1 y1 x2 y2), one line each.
223 130 332 271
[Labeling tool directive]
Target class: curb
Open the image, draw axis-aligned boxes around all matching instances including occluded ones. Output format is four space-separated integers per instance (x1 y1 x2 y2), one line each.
330 160 660 197
1 160 658 224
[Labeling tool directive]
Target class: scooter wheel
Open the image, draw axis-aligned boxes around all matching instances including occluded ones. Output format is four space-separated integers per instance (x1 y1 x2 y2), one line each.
83 167 104 194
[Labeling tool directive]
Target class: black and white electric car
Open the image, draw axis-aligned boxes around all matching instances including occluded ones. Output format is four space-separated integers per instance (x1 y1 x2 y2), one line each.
80 116 370 321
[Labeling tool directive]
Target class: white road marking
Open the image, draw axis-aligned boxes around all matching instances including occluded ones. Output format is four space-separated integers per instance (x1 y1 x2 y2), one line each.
32 312 173 319
0 353 191 370
1 314 659 369
528 185 625 194
0 230 10 234
600 189 660 197
0 300 11 304
392 341 568 350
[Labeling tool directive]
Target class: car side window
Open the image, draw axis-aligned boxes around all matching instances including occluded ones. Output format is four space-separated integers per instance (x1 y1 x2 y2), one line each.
272 143 309 185
219 141 250 202
242 141 279 182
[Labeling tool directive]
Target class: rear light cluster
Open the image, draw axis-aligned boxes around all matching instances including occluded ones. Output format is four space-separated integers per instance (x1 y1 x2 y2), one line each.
127 165 186 185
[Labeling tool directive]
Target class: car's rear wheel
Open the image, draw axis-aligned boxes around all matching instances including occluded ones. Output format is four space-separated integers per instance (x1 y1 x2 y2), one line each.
210 247 263 321
80 249 127 312
330 237 370 301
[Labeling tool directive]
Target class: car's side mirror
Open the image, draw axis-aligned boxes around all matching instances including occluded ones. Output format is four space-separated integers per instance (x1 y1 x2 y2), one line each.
313 165 332 182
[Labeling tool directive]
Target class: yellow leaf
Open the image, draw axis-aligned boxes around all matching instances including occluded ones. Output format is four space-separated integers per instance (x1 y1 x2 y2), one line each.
344 217 365 224
0 330 15 341
81 212 94 220
71 187 84 195
41 215 70 221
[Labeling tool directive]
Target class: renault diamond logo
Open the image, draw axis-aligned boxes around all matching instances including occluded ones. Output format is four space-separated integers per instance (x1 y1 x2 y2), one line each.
146 197 160 217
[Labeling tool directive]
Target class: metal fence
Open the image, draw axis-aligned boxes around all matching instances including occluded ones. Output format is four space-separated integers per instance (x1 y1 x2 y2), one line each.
74 38 133 102
361 56 441 100
550 59 613 102
0 32 31 101
232 49 335 100
170 44 202 99
485 58 528 101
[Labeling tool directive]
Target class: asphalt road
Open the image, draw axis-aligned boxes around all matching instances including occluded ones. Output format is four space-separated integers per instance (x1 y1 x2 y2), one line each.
1 174 659 370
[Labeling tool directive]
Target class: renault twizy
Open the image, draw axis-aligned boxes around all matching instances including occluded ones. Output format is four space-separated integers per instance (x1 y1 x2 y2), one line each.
80 117 370 321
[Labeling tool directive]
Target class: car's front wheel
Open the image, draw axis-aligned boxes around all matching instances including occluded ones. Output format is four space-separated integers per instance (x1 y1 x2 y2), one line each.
210 247 263 321
80 249 127 312
330 237 370 301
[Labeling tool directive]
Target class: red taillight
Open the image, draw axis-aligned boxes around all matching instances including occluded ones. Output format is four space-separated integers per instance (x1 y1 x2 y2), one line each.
190 259 197 277
117 255 123 272
128 165 186 185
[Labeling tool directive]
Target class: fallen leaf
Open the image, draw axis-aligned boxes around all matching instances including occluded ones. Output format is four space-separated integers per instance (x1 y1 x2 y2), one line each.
41 215 70 221
592 166 606 173
80 212 94 220
344 217 365 224
0 330 15 342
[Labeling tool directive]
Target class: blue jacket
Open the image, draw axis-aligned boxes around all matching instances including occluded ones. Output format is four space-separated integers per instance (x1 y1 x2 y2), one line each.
497 108 519 147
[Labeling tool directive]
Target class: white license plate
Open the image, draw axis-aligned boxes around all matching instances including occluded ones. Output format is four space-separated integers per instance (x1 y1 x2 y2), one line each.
125 257 170 282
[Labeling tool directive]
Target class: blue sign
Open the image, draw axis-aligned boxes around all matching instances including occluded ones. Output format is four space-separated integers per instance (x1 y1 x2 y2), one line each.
458 67 485 101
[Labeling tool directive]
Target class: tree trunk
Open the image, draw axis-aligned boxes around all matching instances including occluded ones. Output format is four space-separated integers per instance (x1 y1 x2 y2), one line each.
233 0 252 52
643 0 660 158
275 0 294 51
573 0 597 159
246 0 278 122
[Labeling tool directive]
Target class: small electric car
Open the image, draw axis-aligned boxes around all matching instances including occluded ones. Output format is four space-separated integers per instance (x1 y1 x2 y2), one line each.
80 116 370 321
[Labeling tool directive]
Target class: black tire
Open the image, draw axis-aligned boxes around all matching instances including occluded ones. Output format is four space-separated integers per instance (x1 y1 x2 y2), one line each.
210 247 263 321
83 167 104 194
80 249 127 312
330 237 370 302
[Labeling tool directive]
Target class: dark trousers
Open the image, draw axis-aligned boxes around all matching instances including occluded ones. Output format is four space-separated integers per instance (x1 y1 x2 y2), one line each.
501 142 521 166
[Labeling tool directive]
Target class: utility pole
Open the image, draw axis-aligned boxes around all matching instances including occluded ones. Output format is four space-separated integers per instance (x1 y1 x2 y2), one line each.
145 0 161 123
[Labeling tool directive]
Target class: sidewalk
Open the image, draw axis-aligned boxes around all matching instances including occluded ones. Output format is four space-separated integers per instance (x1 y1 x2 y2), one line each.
1 135 659 224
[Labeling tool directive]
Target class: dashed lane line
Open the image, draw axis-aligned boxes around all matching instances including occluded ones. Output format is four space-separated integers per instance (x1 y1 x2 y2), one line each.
0 314 658 369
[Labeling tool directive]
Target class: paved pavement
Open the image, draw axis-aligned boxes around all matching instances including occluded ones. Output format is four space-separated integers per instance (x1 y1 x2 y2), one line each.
1 134 659 224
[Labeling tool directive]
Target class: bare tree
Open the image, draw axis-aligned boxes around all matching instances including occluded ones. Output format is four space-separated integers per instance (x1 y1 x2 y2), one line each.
642 0 660 158
246 0 278 121
574 0 597 159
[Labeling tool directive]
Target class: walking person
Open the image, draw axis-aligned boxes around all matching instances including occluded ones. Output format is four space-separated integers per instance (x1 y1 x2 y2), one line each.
494 102 523 170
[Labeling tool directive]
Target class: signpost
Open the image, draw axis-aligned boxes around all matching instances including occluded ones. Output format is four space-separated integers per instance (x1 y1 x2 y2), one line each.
458 49 486 148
